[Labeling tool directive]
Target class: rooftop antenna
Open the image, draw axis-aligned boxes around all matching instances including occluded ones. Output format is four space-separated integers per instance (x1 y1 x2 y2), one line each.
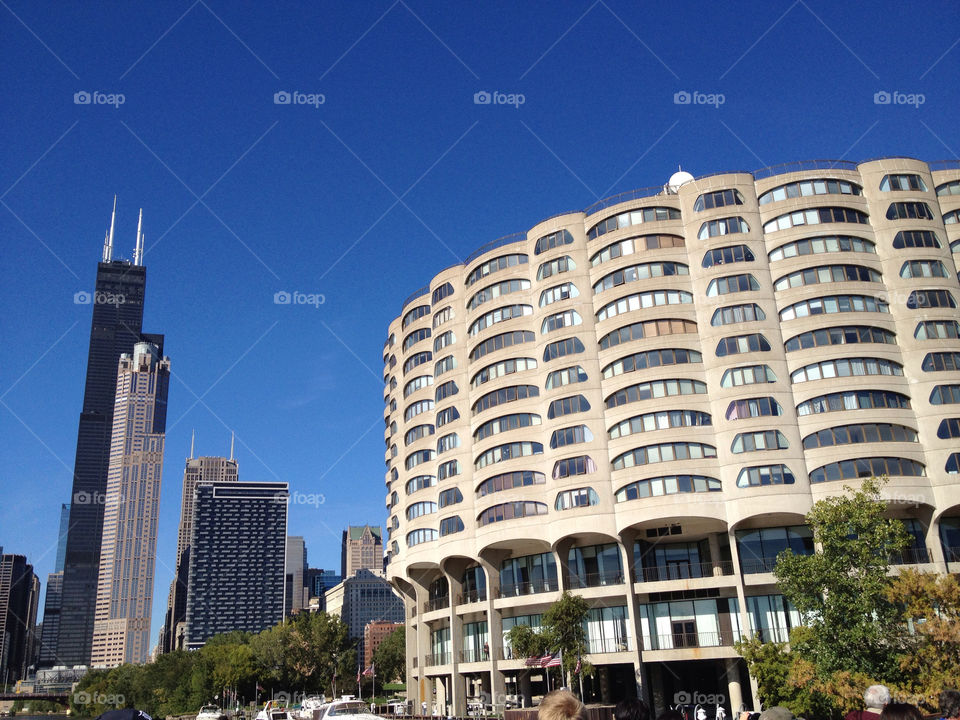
133 208 144 265
229 431 235 461
102 195 117 262
189 429 195 459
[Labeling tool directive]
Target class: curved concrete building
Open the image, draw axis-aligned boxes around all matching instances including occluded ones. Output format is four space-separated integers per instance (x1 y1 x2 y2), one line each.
382 158 960 713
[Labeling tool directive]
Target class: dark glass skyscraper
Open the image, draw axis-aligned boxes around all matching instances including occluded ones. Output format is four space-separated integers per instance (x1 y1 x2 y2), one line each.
57 204 161 665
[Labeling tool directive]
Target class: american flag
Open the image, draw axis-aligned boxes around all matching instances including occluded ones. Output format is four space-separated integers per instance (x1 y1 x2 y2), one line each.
574 657 582 675
541 652 561 667
363 664 375 676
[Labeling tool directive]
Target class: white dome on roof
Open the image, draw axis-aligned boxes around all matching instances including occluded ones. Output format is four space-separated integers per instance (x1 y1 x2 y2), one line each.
668 170 695 192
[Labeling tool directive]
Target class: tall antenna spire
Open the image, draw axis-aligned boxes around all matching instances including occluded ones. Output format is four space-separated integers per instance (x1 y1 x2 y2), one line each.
101 195 117 262
230 431 235 461
189 429 195 459
133 208 144 265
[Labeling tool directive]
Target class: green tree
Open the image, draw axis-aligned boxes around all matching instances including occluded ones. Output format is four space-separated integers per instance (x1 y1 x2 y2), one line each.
542 590 590 682
774 477 908 679
372 626 406 683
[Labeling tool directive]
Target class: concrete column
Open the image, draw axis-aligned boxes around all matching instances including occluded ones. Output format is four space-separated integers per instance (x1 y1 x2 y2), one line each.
927 516 948 572
724 658 743 713
519 671 533 708
616 535 649 705
448 570 466 717
599 666 612 704
648 664 666 718
707 533 724 577
726 529 759 711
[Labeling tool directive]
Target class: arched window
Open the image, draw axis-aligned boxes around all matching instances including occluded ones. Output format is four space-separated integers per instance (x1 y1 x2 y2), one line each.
403 327 431 351
602 348 702 378
434 355 456 376
436 406 460 427
404 424 435 446
880 174 927 191
472 385 540 414
779 294 889 321
803 423 918 449
403 351 433 374
478 501 548 526
590 234 685 265
588 207 681 239
555 488 600 510
434 380 459 402
433 306 453 328
596 290 693 320
436 433 460 454
796 390 910 416
893 230 940 249
922 352 960 372
616 475 720 501
406 475 436 494
716 333 771 357
404 375 433 398
438 459 461 480
433 330 456 352
790 357 903 384
907 290 956 309
438 487 463 507
732 431 789 453
541 309 583 334
599 318 697 350
763 207 868 233
469 330 536 362
543 337 585 361
402 304 430 329
606 379 707 408
612 442 716 470
711 303 765 326
725 397 782 420
466 254 528 287
608 410 711 440
759 178 861 205
930 385 960 405
439 516 465 536
552 456 597 479
474 413 541 442
737 465 795 487
471 357 537 388
548 395 591 419
475 442 543 470
404 399 434 421
694 189 744 211
702 244 755 268
407 529 437 547
810 457 925 483
534 229 575 255
886 202 934 220
769 235 874 261
593 262 689 293
432 282 454 304
545 365 588 389
407 501 437 520
550 425 594 449
405 449 435 470
469 304 533 336
698 217 749 239
468 278 530 310
476 471 545 497
914 320 960 339
539 282 579 307
785 325 895 352
706 274 759 296
720 365 777 387
774 264 881 291
536 256 576 280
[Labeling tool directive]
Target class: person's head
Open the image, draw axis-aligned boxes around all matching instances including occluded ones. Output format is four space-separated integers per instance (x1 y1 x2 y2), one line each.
940 690 960 720
865 686 892 711
758 707 794 720
615 699 650 720
538 691 586 720
879 704 923 720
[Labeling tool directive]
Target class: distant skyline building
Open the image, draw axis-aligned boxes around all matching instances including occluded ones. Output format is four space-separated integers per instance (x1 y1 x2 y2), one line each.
90 342 170 667
38 504 70 668
161 446 239 654
304 568 342 612
363 620 402 669
324 568 403 664
58 200 161 665
285 536 307 616
185 481 288 650
0 553 40 683
341 526 382 579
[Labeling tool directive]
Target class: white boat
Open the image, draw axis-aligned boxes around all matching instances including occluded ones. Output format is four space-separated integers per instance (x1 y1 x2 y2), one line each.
256 702 291 720
312 698 386 720
298 696 327 720
198 706 226 720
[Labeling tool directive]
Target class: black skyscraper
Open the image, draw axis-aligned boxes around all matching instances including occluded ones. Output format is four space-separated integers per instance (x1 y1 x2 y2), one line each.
56 204 162 665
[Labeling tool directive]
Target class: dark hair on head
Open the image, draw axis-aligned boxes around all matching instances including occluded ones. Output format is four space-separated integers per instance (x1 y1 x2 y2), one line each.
657 712 684 720
940 691 960 720
879 703 923 720
615 699 650 720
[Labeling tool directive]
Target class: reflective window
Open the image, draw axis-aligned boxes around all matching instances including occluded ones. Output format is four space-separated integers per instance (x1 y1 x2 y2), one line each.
796 389 911 416
434 355 456 376
404 399 434 421
602 348 702 378
736 527 812 573
945 210 960 224
470 330 536 362
616 475 720 502
434 380 458 402
702 244 755 268
590 234 685 265
609 409 711 440
548 394 591 418
596 290 693 321
406 528 437 547
605 379 707 408
705 274 759 296
773 264 881 291
716 333 771 357
476 470 545 497
732 430 789 453
785 325 896 352
588 207 682 240
536 255 576 280
405 449 435 470
436 406 460 427
466 254 528 287
406 474 436 494
946 454 960 474
406 501 437 519
694 188 744 211
438 459 461 480
790 357 903 383
555 487 600 510
599 318 697 350
432 282 454 304
553 455 597 479
469 304 533 336
737 464 795 487
720 364 777 387
810 457 926 483
543 337 585 361
725 397 782 420
439 516 465 536
931 385 960 405
916 320 960 339
759 178 861 205
402 304 430 329
468 278 531 310
433 306 453 328
475 441 543 470
438 487 463 507
403 350 433 375
404 424 435 446
803 423 918 449
779 294 889 321
472 384 539 414
923 352 960 372
907 289 956 309
437 432 460 454
471 357 537 388
545 365 589 389
938 418 960 439
403 327 431 351
433 330 455 352
769 235 875 261
539 282 580 307
763 206 869 233
893 230 941 249
936 179 960 196
880 174 928 191
404 375 434 398
886 202 934 220
612 442 716 470
711 303 766 327
534 229 575 255
593 262 689 293
550 424 594 449
698 216 750 239
478 501 548 526
542 309 583 334
474 413 542 441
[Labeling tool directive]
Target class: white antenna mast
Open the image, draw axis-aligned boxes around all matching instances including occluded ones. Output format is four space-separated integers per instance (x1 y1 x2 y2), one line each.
190 429 195 459
102 195 117 261
230 431 235 461
134 208 144 265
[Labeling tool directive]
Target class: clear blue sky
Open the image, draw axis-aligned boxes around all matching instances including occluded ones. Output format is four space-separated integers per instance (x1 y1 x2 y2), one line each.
1 0 957 649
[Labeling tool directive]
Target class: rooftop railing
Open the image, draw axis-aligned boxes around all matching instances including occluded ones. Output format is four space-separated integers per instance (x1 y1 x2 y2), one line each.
463 232 528 266
753 159 859 180
400 285 430 312
583 186 665 216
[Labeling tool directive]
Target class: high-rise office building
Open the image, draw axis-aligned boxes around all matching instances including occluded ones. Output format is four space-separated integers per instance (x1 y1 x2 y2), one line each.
90 342 170 667
364 620 403 669
161 449 239 654
0 554 40 683
185 481 289 650
382 158 960 713
304 568 342 611
38 504 70 668
341 526 382 578
58 201 161 665
324 569 404 666
285 536 308 616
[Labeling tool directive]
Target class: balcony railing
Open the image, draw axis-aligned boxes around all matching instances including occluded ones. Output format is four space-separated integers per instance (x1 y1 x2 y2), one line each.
566 572 624 589
753 626 792 643
425 652 451 666
638 561 735 583
740 557 780 574
424 596 450 613
945 546 960 563
459 646 491 663
585 636 634 654
649 629 736 651
458 590 486 605
889 547 932 565
498 578 558 598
